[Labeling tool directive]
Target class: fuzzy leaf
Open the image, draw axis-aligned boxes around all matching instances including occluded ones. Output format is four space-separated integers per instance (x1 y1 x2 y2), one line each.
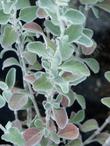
59 58 90 77
70 110 85 124
67 139 82 146
5 68 16 88
44 20 60 36
83 28 94 38
94 132 110 145
36 8 47 19
23 51 36 65
27 41 47 58
64 8 85 24
80 0 98 5
2 127 25 146
96 0 110 13
19 6 37 22
1 25 18 47
81 119 99 132
23 128 43 146
52 107 68 129
58 123 79 140
0 81 8 90
65 25 83 42
76 33 93 47
59 36 75 60
75 94 86 109
2 57 20 69
84 58 100 73
33 74 53 93
0 10 10 24
101 97 110 108
49 131 60 144
16 0 30 9
8 93 28 111
0 95 6 108
23 22 43 34
104 71 110 82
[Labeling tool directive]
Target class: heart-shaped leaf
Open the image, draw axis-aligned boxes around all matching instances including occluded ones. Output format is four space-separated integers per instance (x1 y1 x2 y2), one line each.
58 123 79 140
23 128 43 146
52 107 68 129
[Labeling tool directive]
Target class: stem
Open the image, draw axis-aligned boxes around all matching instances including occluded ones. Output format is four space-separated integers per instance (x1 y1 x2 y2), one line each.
0 124 6 133
83 116 110 145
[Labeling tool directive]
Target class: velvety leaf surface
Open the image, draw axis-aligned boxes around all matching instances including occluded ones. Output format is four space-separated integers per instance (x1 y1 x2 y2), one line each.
19 6 37 22
0 81 8 90
58 123 79 140
2 127 25 146
5 68 16 88
81 119 99 132
0 95 6 108
64 8 85 24
96 0 110 13
8 93 28 111
104 71 110 82
101 97 110 108
23 128 43 146
0 10 10 24
52 107 68 129
16 0 30 9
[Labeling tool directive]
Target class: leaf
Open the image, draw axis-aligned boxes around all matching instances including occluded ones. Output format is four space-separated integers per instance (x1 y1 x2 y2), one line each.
64 8 85 24
5 68 16 88
67 139 82 146
59 36 75 60
65 25 83 42
23 22 43 34
44 20 60 36
23 128 43 146
27 41 47 58
33 74 53 93
38 0 56 12
0 95 6 108
36 8 47 19
81 41 97 55
19 6 37 22
2 127 25 146
2 89 12 102
94 132 109 145
8 93 28 111
76 33 94 47
23 74 36 84
1 0 17 14
16 0 30 9
84 58 100 73
81 119 99 132
54 76 69 94
96 0 110 13
80 0 98 5
0 10 10 24
52 107 68 129
0 81 8 90
49 131 60 144
75 94 86 109
34 118 44 130
59 58 90 77
83 28 94 38
1 25 18 47
104 71 110 82
2 57 20 69
101 97 110 108
70 110 85 124
23 51 36 65
58 123 79 140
